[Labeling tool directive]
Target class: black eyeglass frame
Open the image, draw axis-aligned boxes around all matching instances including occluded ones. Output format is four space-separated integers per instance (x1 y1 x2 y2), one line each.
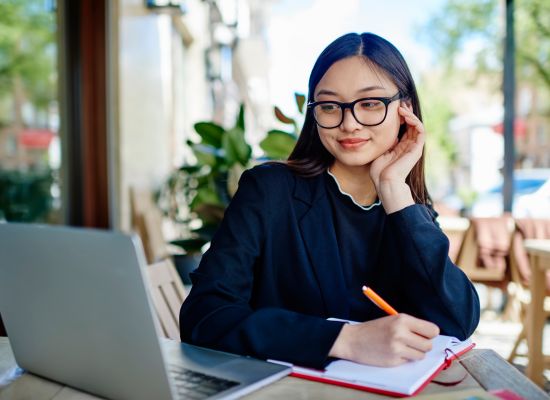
307 92 402 129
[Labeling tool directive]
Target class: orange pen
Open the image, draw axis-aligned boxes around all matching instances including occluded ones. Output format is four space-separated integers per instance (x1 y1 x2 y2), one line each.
362 285 398 316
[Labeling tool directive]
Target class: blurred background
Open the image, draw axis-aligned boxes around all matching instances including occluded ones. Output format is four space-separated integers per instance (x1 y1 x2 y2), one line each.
2 0 548 232
2 0 550 389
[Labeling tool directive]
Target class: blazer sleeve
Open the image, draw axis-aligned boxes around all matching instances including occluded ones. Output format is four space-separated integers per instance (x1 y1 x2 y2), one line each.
179 168 345 368
387 204 480 339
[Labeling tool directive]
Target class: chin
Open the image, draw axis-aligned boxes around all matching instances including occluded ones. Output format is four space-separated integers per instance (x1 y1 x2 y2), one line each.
335 155 374 167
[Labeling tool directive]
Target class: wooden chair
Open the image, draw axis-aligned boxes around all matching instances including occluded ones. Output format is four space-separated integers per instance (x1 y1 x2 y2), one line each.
507 219 550 363
141 207 172 263
456 216 515 283
455 216 515 310
144 259 188 340
130 186 157 231
130 187 172 264
438 216 470 263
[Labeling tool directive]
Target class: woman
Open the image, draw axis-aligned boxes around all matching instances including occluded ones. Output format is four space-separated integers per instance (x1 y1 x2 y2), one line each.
179 32 480 369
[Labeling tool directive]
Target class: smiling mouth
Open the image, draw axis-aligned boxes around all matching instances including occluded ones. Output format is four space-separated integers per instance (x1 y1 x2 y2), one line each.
338 138 370 149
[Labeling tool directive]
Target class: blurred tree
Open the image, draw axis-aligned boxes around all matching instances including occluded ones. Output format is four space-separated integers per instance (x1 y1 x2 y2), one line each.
418 81 457 196
423 0 549 92
0 0 56 129
0 1 57 223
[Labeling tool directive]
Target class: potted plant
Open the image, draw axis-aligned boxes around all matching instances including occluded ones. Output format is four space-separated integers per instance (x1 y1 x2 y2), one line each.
159 95 305 283
158 105 251 282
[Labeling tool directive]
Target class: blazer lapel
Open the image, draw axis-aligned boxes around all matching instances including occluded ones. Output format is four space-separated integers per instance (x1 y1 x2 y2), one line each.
294 174 349 319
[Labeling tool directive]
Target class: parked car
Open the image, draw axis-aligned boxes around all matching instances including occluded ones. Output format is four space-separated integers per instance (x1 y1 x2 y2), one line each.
443 169 550 217
514 179 550 218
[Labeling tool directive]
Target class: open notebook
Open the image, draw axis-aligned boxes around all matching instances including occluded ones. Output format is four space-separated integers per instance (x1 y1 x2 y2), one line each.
271 333 474 397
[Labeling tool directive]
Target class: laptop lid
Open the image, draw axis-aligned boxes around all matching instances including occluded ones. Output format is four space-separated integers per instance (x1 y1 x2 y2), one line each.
0 223 174 399
0 223 289 400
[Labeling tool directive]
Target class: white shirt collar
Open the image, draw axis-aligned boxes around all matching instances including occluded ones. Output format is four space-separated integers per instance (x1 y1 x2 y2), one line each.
326 169 381 211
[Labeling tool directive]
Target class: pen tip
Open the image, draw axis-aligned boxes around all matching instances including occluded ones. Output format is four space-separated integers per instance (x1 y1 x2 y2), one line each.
362 285 368 291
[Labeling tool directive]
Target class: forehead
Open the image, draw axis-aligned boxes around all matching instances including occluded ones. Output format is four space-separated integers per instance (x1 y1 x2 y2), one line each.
315 56 396 97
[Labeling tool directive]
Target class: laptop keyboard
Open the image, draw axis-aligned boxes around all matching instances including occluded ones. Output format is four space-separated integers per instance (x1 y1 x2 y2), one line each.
168 365 240 399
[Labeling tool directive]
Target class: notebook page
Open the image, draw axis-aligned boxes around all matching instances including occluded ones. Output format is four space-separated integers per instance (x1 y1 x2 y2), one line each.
323 335 470 395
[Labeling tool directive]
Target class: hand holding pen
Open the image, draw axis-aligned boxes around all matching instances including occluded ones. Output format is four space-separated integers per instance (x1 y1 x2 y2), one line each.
328 285 440 367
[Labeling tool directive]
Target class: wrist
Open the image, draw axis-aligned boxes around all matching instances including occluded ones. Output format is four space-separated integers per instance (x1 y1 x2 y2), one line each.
378 181 414 214
328 323 353 360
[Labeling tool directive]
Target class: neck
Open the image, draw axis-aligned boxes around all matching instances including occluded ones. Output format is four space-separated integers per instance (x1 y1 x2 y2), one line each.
328 162 377 205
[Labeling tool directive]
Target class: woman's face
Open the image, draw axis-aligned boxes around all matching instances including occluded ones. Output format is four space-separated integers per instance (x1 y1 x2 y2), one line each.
313 56 403 170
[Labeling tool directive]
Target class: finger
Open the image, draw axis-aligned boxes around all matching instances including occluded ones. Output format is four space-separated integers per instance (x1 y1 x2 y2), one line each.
400 346 428 362
399 118 424 145
411 321 440 339
400 314 440 338
395 132 420 154
398 105 416 117
403 333 433 354
399 107 424 127
402 114 425 133
403 123 424 146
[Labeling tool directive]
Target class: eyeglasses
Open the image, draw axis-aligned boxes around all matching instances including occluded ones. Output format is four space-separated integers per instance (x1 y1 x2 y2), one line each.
308 92 401 129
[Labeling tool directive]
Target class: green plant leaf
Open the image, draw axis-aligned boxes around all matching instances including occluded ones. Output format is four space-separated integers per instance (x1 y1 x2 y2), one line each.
194 122 224 148
294 92 306 114
191 144 217 167
222 128 252 167
274 106 295 125
260 130 297 160
235 103 245 131
190 186 223 209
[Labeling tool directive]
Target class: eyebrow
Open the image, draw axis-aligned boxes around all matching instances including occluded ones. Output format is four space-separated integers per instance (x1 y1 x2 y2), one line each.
315 85 386 98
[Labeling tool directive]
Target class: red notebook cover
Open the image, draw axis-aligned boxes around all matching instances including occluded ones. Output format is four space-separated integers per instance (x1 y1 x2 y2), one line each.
272 336 475 398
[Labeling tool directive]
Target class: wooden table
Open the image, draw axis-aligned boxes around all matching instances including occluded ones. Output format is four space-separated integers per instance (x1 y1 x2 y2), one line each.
0 338 547 400
525 239 550 387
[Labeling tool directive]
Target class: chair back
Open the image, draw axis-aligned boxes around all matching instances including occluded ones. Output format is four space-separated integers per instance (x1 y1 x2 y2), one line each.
130 187 156 228
510 219 550 291
144 259 187 340
141 207 170 263
438 216 470 263
130 187 169 263
455 216 514 286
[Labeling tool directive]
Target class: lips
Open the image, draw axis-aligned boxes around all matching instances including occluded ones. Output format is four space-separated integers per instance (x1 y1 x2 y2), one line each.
338 138 368 145
337 138 370 149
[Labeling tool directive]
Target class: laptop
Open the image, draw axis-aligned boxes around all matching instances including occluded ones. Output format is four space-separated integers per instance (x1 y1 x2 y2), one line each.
0 223 290 400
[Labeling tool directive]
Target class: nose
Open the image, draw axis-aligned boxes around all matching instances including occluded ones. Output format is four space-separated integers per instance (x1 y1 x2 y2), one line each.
340 108 362 133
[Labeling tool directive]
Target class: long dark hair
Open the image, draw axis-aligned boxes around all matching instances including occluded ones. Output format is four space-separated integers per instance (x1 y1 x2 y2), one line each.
286 32 431 205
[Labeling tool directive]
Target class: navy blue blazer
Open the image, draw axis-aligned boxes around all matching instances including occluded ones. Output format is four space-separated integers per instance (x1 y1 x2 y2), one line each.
179 163 480 368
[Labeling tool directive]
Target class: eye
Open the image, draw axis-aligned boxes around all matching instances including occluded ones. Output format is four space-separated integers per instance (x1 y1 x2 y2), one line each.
318 103 339 113
358 99 383 110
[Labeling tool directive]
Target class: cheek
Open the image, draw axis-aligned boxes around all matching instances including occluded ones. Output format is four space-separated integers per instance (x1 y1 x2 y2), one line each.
375 133 397 155
374 118 400 149
317 130 333 148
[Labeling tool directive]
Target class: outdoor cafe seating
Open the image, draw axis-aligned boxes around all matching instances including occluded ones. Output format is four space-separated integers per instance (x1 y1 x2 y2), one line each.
441 214 550 387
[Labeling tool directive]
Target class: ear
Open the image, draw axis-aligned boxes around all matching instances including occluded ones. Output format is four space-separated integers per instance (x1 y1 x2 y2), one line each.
398 99 410 125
